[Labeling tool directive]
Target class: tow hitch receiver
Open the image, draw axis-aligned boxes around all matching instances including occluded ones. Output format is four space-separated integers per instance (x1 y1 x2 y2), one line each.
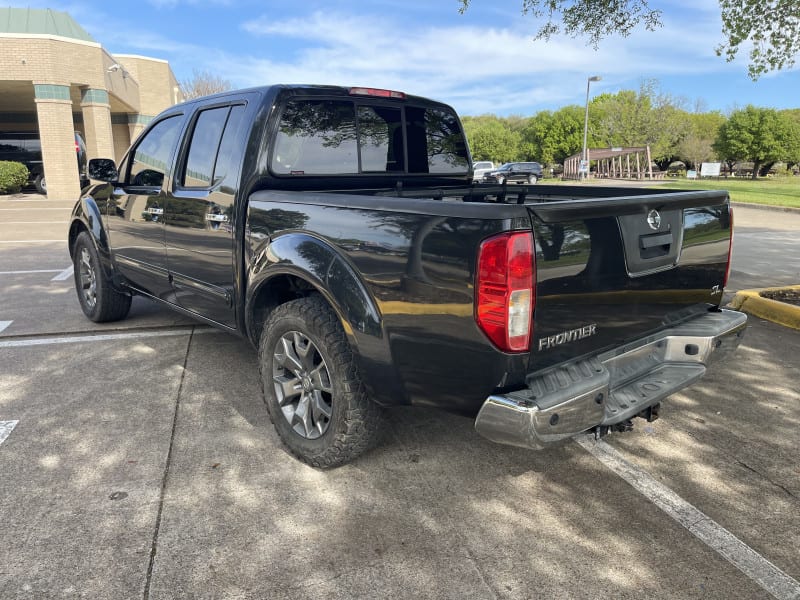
590 403 661 440
639 403 660 423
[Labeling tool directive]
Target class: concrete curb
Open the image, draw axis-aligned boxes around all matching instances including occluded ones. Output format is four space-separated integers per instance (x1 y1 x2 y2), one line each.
731 202 800 214
728 285 800 330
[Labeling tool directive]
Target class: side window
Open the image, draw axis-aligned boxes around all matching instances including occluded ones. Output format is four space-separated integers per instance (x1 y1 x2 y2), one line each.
357 106 404 172
182 107 229 188
212 105 246 187
272 100 357 175
128 116 182 188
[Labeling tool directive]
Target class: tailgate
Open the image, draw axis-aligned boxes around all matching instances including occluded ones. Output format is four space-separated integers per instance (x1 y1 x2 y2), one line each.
527 190 732 371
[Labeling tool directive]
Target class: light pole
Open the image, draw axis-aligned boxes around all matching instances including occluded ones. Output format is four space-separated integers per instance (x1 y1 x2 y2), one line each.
581 75 601 180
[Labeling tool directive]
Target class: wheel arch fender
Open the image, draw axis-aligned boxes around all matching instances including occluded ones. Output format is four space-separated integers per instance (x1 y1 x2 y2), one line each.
69 195 108 256
246 232 407 406
68 194 116 284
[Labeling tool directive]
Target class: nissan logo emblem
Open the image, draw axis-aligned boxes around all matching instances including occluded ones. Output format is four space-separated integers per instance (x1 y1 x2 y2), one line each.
647 209 662 230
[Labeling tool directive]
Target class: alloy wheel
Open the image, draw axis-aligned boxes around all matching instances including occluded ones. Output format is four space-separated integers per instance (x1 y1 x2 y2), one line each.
79 247 97 309
272 331 333 439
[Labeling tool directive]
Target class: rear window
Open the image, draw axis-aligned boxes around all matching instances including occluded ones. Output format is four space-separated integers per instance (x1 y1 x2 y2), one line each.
271 98 469 176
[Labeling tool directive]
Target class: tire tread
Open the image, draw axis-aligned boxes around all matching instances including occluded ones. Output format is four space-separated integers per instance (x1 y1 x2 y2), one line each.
259 295 383 468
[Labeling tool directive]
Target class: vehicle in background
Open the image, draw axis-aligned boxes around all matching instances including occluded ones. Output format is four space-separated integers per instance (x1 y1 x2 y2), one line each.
472 160 494 181
0 131 88 194
483 161 542 185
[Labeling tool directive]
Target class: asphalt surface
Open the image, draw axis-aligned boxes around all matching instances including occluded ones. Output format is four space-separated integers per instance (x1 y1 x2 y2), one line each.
0 192 798 599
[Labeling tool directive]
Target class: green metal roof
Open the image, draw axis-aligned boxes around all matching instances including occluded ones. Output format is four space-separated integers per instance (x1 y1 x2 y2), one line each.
0 7 96 43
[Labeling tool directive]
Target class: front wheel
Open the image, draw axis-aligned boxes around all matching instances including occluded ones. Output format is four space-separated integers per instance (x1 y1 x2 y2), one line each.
496 176 505 185
259 296 383 468
34 174 45 195
72 231 131 322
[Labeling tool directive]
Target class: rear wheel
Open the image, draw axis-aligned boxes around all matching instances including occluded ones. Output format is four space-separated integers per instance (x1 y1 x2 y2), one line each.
259 295 383 468
527 174 538 184
72 231 131 322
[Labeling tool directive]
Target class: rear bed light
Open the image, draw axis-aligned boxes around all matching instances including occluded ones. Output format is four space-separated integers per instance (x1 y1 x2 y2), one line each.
475 231 535 353
723 204 734 288
349 87 406 99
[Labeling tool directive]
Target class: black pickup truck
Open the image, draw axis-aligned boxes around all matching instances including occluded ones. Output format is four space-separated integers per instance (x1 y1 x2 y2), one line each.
68 84 746 467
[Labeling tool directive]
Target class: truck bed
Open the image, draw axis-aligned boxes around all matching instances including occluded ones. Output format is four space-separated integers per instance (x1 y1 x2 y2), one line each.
247 183 732 409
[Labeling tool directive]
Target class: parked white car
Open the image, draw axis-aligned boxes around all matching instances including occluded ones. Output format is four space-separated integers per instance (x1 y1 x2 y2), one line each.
472 161 495 181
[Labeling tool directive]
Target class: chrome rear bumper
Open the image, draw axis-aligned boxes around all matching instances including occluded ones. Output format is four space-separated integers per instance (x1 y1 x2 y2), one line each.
475 309 747 450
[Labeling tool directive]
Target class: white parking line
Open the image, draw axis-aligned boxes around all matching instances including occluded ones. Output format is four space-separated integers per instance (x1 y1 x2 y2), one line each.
0 321 12 334
0 327 219 348
577 437 800 600
51 266 74 281
0 421 18 446
0 270 62 275
0 240 65 244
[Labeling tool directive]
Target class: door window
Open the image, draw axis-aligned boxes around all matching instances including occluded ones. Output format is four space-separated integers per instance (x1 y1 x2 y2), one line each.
210 105 246 188
128 116 182 188
182 107 229 188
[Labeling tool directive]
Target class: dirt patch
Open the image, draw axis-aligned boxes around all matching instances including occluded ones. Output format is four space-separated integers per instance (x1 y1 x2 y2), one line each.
760 289 800 307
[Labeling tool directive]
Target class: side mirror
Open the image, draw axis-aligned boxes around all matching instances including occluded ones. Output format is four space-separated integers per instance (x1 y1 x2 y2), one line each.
88 158 118 182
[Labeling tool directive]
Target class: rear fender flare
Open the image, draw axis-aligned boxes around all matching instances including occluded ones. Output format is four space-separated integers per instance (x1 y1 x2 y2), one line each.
246 233 406 406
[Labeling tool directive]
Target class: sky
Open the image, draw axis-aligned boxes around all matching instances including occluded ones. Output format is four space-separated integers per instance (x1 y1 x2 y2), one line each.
31 0 800 117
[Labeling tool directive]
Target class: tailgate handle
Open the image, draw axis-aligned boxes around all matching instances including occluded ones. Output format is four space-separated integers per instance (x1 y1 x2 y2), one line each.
640 232 673 249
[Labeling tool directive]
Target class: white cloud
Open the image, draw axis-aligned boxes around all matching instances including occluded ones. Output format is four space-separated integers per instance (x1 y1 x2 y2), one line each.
220 10 732 114
71 3 769 115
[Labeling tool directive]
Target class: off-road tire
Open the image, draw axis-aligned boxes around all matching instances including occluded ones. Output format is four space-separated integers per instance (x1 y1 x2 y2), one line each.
73 231 132 322
259 295 383 468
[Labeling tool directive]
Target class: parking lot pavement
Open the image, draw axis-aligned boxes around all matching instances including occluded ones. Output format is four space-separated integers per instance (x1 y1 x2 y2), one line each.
1 194 798 598
727 205 800 292
2 327 783 599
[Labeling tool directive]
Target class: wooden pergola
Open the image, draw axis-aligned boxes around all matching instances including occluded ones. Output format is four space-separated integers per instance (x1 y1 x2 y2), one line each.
563 146 654 180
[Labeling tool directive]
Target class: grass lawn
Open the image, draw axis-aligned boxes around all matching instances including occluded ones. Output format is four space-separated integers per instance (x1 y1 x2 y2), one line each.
652 177 800 208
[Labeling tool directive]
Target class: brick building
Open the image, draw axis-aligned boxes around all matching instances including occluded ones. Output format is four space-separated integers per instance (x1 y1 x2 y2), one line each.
0 7 182 199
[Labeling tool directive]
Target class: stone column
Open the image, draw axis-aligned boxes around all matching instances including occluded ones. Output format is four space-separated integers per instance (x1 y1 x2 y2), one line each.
80 88 115 162
127 114 152 146
34 84 81 200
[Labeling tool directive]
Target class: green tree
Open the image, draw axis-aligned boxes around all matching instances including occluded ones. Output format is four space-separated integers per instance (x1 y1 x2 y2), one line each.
677 112 726 168
458 0 800 79
781 109 800 168
713 106 800 179
717 0 800 79
519 106 587 165
590 81 689 168
462 116 521 163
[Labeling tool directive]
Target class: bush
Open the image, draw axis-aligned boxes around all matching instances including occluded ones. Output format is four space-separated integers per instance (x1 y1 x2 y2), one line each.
0 161 29 194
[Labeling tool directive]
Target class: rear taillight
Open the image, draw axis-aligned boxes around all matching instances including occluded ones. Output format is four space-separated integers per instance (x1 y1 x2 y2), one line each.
723 204 733 288
475 231 535 353
75 141 80 152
